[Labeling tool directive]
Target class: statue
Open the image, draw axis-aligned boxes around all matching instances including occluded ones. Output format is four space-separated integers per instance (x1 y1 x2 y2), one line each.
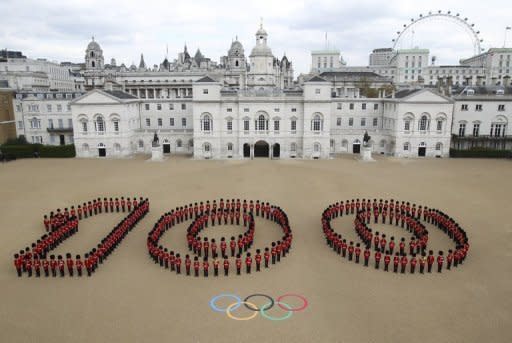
152 132 160 147
363 131 371 147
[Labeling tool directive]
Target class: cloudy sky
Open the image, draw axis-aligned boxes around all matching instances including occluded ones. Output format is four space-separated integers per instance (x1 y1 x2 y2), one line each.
1 0 510 74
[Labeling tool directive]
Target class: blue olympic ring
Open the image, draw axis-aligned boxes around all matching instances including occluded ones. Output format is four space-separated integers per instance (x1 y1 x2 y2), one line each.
209 293 242 312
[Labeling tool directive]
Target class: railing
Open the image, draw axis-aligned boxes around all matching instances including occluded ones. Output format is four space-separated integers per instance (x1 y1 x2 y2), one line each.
47 127 73 133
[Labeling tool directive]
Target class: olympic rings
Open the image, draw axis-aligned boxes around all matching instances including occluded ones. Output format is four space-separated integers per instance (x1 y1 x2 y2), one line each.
210 293 307 321
260 301 293 321
209 293 241 312
226 301 260 321
243 294 274 311
276 293 309 311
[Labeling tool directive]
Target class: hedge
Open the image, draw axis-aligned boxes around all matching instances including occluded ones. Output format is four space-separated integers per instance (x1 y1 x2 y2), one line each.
0 144 76 158
450 148 511 158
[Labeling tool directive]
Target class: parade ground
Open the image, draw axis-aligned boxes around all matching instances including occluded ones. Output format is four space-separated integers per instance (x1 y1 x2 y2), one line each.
1 155 511 343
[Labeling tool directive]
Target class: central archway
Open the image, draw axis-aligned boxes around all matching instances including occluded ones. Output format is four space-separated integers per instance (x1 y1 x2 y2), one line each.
254 140 269 158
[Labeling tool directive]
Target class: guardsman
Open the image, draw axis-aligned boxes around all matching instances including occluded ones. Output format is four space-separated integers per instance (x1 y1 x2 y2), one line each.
446 249 453 270
76 255 83 277
58 255 65 277
220 237 227 258
393 253 400 273
42 257 49 277
255 249 262 271
33 256 41 277
410 254 417 274
399 238 405 255
25 257 33 277
213 257 219 276
355 243 361 264
235 255 242 275
341 239 348 258
364 246 370 266
50 255 57 277
175 254 182 274
389 237 395 255
211 239 217 258
271 243 277 264
230 237 236 257
121 197 126 212
237 235 244 256
203 238 210 259
193 256 200 277
185 255 191 276
223 258 230 276
14 254 22 277
115 198 120 212
437 251 444 273
348 241 355 261
66 253 74 276
384 251 391 272
44 215 50 231
264 248 270 268
427 250 435 273
245 253 252 274
103 198 109 213
374 250 382 269
400 254 408 274
419 253 426 274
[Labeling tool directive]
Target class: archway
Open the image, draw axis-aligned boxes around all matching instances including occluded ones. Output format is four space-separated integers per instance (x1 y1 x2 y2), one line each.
98 143 106 157
254 140 269 158
273 143 280 158
418 142 426 157
163 139 170 154
243 143 250 158
353 140 361 154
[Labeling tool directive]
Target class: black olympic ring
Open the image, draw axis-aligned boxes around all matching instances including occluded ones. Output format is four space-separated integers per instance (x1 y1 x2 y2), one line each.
243 294 274 312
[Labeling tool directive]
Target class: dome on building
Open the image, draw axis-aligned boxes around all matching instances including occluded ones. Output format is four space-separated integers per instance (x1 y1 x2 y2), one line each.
228 40 244 56
256 26 267 37
250 44 272 57
87 39 101 51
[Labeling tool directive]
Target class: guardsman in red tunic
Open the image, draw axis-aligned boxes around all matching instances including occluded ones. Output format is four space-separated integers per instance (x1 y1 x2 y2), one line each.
25 257 33 277
271 243 277 264
58 255 65 277
255 249 262 271
223 258 230 276
419 253 426 274
203 238 210 258
437 251 444 273
76 255 83 277
348 242 355 261
373 232 380 251
410 254 417 274
264 248 270 268
380 234 387 253
50 255 57 277
213 258 219 276
193 257 200 277
220 237 227 258
400 254 408 274
245 253 252 274
393 253 400 273
235 255 242 275
230 237 236 257
374 250 382 269
14 254 23 277
66 253 74 276
427 251 435 273
237 235 244 256
384 252 391 272
77 206 83 220
42 257 49 277
355 243 361 264
389 237 395 255
44 215 50 231
169 252 176 271
115 198 120 212
211 239 217 258
175 254 182 274
446 249 453 270
399 238 405 255
409 238 416 255
121 197 126 212
364 247 371 267
341 240 348 258
185 255 191 275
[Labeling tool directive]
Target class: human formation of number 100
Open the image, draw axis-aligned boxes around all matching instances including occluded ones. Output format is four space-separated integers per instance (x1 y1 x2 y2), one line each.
12 197 469 278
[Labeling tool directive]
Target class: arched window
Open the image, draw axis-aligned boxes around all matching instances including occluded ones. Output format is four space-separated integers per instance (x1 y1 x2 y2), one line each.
176 139 182 148
95 116 105 132
90 51 94 58
188 139 194 148
435 142 442 151
204 143 211 152
235 60 239 67
404 119 411 131
92 61 95 68
112 119 119 132
314 143 321 152
290 143 297 152
312 114 322 131
419 115 429 131
201 114 212 131
80 119 88 132
227 143 233 151
257 115 267 131
403 142 410 151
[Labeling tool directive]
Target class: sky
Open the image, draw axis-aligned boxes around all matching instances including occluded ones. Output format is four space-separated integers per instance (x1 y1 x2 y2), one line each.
1 0 511 74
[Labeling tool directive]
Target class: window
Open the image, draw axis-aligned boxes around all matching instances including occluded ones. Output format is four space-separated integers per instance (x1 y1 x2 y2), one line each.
435 143 442 151
47 104 52 112
227 108 232 112
472 123 480 137
182 118 186 127
336 118 341 126
419 115 429 131
274 120 280 131
349 103 354 110
491 123 506 137
291 119 296 132
362 103 367 110
81 121 87 132
312 115 322 131
145 104 150 110
458 123 466 137
203 89 208 94
113 120 119 132
227 120 232 132
361 118 366 126
436 120 443 131
170 118 174 126
95 117 105 132
403 142 409 151
176 140 182 148
257 115 267 131
181 104 186 110
204 144 210 152
274 108 280 112
16 104 21 112
290 143 296 152
17 121 23 129
244 119 249 131
138 140 144 148
157 118 162 127
57 104 62 112
145 118 150 127
315 88 321 94
169 104 174 110
314 143 320 152
337 103 342 110
67 105 71 111
157 104 162 110
244 108 249 112
227 143 233 151
48 119 54 128
29 104 39 112
348 118 353 127
373 118 378 127
58 119 63 128
404 120 410 131
374 104 378 110
291 108 297 112
498 104 505 111
475 104 482 111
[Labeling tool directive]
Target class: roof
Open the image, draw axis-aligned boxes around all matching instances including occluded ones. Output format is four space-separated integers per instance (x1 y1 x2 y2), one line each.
319 71 391 82
453 86 512 96
103 90 137 99
390 89 422 98
307 76 328 82
196 76 217 83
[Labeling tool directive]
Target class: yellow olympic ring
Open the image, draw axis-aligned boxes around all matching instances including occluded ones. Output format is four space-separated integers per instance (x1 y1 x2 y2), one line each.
226 301 259 321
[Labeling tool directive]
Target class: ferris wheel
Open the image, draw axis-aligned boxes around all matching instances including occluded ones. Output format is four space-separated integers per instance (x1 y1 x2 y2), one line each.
391 10 484 56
